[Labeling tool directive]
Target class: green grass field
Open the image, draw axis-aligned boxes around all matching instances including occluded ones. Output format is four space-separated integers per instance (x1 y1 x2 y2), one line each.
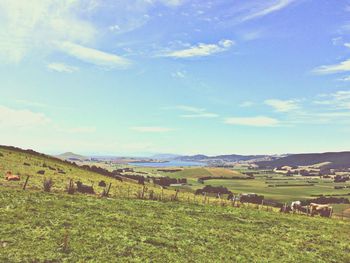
1 187 349 263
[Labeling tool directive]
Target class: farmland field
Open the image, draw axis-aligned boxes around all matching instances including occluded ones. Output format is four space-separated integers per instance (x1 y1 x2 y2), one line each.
131 165 350 216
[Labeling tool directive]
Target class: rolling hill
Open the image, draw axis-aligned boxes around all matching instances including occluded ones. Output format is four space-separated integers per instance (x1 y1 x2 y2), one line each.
178 154 272 163
56 152 89 161
257 151 350 169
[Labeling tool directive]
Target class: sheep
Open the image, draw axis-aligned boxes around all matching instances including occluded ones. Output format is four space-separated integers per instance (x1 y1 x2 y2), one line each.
76 181 95 194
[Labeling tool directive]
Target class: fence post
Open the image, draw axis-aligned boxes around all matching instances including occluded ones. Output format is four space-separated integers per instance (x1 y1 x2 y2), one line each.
22 175 30 190
106 183 112 196
174 189 179 201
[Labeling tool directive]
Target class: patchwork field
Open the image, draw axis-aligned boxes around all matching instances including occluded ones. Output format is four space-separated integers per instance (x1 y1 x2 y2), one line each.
132 165 350 217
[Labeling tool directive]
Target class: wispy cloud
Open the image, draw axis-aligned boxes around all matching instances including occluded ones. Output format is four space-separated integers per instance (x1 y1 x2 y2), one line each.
0 0 96 63
175 105 219 118
224 116 280 127
313 90 350 110
0 105 51 128
162 39 234 58
338 76 350 82
57 126 96 134
264 99 300 112
241 0 296 22
57 41 131 68
47 62 79 73
239 101 254 107
313 59 350 74
130 126 174 133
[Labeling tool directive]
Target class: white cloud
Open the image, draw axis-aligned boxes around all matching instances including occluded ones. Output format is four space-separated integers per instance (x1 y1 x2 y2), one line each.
175 105 205 113
264 99 300 112
57 41 131 68
338 76 350 82
163 39 235 58
57 126 96 134
175 105 219 118
47 62 79 73
224 116 280 127
0 105 50 128
130 126 174 133
0 0 96 63
313 90 350 110
157 0 185 7
109 24 120 32
313 59 350 74
181 113 219 118
239 101 254 107
241 0 295 22
172 71 186 78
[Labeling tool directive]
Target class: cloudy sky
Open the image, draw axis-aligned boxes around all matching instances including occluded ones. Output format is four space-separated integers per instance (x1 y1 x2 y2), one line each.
0 0 350 155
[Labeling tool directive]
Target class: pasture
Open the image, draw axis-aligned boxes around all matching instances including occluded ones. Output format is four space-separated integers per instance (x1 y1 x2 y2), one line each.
1 187 350 262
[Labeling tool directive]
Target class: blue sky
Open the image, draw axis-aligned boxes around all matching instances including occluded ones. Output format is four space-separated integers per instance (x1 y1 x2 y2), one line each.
0 0 350 156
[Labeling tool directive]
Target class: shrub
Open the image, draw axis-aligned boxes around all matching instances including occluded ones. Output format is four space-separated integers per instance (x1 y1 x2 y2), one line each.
43 178 54 192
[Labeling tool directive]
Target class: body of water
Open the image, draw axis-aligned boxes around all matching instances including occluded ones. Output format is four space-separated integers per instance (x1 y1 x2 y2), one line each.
129 160 206 167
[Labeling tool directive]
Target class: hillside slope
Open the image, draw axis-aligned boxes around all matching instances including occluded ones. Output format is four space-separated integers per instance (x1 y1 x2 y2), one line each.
257 151 350 169
0 188 349 262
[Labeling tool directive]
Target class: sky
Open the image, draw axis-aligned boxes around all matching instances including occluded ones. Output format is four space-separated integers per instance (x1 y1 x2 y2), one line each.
0 0 350 156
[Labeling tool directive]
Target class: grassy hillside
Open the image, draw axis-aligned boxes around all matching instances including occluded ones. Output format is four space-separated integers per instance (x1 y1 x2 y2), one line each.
1 187 349 262
0 146 187 201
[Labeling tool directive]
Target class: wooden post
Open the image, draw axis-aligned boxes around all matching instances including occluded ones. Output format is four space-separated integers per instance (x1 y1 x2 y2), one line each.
161 187 164 201
22 175 30 190
174 189 179 201
106 183 112 196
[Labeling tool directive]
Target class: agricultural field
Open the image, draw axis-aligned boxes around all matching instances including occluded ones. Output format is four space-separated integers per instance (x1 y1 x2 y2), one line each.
131 165 350 217
1 187 350 262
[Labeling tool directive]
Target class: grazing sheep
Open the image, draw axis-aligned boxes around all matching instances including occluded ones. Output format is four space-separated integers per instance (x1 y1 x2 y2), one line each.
5 171 20 181
76 181 95 194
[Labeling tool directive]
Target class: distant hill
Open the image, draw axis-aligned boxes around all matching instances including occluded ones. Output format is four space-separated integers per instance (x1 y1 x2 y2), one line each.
257 152 350 169
56 152 89 161
150 153 182 160
178 154 270 163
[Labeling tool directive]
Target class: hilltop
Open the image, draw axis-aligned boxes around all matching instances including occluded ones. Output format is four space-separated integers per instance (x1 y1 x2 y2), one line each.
257 151 350 169
56 152 89 161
